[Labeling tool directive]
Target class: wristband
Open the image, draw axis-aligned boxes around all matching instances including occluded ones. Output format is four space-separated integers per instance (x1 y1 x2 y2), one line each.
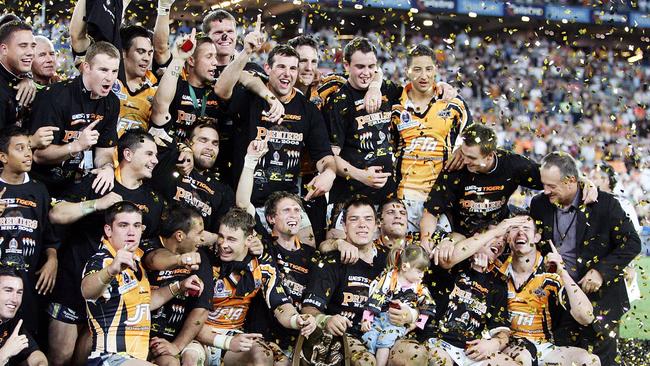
407 307 419 324
243 155 259 170
98 268 113 285
81 200 96 215
213 334 234 350
157 6 170 16
289 314 301 329
67 142 77 158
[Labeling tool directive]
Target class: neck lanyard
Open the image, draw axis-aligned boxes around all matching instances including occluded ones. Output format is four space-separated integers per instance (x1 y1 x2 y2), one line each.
188 84 207 117
555 208 577 246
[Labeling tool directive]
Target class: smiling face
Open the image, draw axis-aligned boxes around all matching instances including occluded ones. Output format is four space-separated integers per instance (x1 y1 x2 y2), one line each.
217 224 248 262
0 135 32 174
265 54 299 97
104 211 144 250
190 126 219 171
0 276 23 322
0 29 35 74
344 204 377 247
189 42 218 84
380 202 407 239
540 165 578 207
123 36 153 79
407 55 436 94
32 38 56 82
178 217 205 254
82 53 120 98
460 144 493 173
506 218 540 257
295 45 318 88
124 139 158 179
344 51 377 90
268 197 303 237
206 19 237 59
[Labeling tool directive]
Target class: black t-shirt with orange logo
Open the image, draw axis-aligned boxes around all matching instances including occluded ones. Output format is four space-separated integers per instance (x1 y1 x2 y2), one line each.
418 262 510 348
166 79 222 140
423 149 542 237
321 81 402 204
28 77 119 195
302 245 387 338
225 87 333 206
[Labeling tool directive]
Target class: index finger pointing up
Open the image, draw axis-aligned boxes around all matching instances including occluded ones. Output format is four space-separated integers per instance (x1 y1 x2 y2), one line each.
254 14 262 33
548 240 559 254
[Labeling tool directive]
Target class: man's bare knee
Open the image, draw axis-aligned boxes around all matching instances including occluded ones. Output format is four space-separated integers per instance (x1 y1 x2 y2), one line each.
154 355 181 366
48 319 78 366
388 340 427 366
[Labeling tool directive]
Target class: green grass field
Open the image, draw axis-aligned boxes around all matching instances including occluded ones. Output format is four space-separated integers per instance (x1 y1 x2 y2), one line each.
620 256 650 340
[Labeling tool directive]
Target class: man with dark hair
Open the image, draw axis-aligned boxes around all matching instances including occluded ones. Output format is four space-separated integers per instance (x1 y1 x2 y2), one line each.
302 197 418 366
394 44 472 232
236 139 318 359
0 21 57 149
152 120 234 233
141 205 215 366
47 130 164 366
81 202 203 365
320 37 402 217
420 124 597 251
215 32 336 232
287 35 321 97
114 25 158 136
531 152 641 366
195 207 316 366
0 127 59 338
0 265 48 366
29 40 121 198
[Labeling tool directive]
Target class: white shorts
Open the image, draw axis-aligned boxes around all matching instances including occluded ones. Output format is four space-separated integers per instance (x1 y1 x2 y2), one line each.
532 341 555 363
428 338 485 366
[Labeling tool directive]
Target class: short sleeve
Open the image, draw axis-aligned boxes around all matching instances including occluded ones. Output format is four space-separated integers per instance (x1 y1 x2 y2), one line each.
139 237 163 257
305 103 334 163
188 250 215 310
302 254 340 312
96 98 119 148
29 87 64 141
60 175 96 203
486 278 510 336
423 171 458 216
83 252 108 279
510 153 543 190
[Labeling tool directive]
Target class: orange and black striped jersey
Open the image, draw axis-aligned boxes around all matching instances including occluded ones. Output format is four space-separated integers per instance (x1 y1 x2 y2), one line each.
112 71 158 137
207 253 291 330
393 83 472 201
83 239 151 360
500 252 567 343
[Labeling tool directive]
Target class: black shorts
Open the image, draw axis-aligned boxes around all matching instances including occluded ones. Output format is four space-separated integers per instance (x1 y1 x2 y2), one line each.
47 302 86 324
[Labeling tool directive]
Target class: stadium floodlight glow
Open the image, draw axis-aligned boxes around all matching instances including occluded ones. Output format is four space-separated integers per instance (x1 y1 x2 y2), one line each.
561 18 568 24
410 8 419 13
468 12 477 18
354 3 363 9
521 16 530 22
423 20 433 26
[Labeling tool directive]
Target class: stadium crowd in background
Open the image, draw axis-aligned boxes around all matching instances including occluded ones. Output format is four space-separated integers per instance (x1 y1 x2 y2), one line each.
0 0 647 365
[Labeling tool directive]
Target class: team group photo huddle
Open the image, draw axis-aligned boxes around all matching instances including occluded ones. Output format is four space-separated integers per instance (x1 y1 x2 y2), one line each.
0 0 648 365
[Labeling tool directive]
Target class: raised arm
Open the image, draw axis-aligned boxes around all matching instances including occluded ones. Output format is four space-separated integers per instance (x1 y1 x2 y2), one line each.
213 16 265 100
151 29 196 127
49 191 122 225
235 139 269 216
69 0 91 54
153 0 173 66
